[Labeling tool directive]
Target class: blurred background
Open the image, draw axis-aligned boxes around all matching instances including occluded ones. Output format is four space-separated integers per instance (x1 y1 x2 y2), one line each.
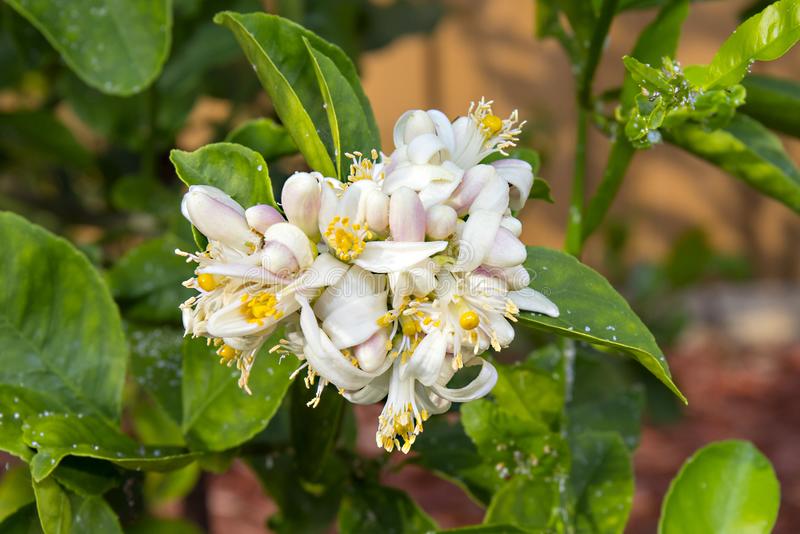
1 0 798 532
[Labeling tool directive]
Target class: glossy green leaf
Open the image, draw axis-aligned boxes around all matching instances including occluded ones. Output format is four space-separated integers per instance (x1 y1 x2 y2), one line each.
740 74 800 137
51 459 122 498
304 38 380 178
181 335 294 451
170 142 276 208
338 483 437 534
0 111 92 171
438 526 527 534
620 0 689 110
128 325 184 425
659 440 779 534
225 118 297 162
569 390 643 452
484 476 561 531
0 212 128 420
23 413 197 481
0 386 54 461
6 0 171 95
108 235 193 323
520 246 685 402
33 477 123 534
0 465 35 523
569 432 633 534
695 0 800 89
666 113 800 213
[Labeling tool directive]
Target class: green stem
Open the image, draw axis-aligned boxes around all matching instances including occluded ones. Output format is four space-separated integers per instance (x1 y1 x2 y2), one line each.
577 0 619 108
581 136 636 242
564 108 588 257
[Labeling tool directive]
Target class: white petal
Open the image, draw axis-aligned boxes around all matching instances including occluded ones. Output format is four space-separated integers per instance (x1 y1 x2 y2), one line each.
428 109 455 154
297 297 376 390
344 369 390 404
364 189 389 233
426 205 457 240
354 241 447 273
389 187 426 242
500 215 522 237
509 288 559 317
483 227 526 268
455 209 502 272
354 328 390 373
382 162 453 195
447 164 493 215
431 358 497 402
181 186 256 249
245 204 284 234
198 263 290 285
402 330 447 386
281 172 321 239
321 291 388 349
469 169 509 214
414 383 451 415
492 158 533 211
207 294 298 338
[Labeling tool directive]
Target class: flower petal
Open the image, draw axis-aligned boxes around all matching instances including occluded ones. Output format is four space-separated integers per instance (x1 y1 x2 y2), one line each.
455 209 502 272
207 293 299 338
509 287 559 317
492 158 533 211
431 358 497 402
321 291 388 349
354 241 447 273
402 330 447 386
344 369 390 404
263 222 315 270
483 227 526 268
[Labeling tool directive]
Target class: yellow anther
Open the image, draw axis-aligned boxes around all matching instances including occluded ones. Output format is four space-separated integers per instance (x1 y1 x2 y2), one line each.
399 315 418 337
197 273 218 291
459 310 480 330
217 344 237 361
481 114 503 136
241 291 281 325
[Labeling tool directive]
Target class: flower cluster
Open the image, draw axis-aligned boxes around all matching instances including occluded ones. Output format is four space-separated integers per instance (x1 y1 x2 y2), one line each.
177 99 559 453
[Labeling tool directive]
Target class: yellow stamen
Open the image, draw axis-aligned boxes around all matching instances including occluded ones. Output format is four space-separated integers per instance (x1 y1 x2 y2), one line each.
217 344 237 361
240 291 283 325
197 273 217 291
399 315 418 337
325 216 369 261
459 310 480 330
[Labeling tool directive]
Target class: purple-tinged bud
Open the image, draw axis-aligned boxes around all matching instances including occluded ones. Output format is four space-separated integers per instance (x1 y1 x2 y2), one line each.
281 172 321 239
245 204 284 234
181 185 256 249
364 189 390 233
390 187 425 242
426 205 457 239
354 328 390 373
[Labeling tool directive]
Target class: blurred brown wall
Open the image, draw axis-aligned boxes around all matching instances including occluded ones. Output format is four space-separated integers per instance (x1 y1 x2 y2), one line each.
359 0 800 278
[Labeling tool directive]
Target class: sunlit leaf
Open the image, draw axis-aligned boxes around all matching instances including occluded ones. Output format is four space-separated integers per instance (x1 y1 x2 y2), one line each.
665 113 800 213
659 440 779 534
6 0 171 95
0 465 34 523
519 246 685 402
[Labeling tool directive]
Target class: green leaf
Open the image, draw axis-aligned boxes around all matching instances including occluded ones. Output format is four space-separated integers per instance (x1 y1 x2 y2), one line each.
170 142 276 208
569 432 633 534
438 526 527 534
225 118 297 162
51 458 122 497
696 0 800 89
289 379 345 482
108 235 194 323
0 504 43 534
126 517 203 534
520 246 685 402
740 74 800 137
0 386 54 461
303 37 379 178
181 335 294 451
23 413 197 481
33 477 123 534
620 0 689 110
6 0 171 95
0 465 35 523
143 463 200 505
484 476 561 532
338 483 437 534
215 12 379 177
665 113 800 213
0 212 128 421
0 111 92 171
128 325 184 425
659 440 779 534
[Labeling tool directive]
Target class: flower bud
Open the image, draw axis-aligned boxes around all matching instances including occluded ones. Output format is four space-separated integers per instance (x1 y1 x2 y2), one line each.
181 185 256 249
261 241 299 276
426 205 457 239
448 164 493 215
483 227 526 268
281 172 321 239
354 328 390 373
500 215 522 237
491 158 533 211
389 187 425 242
263 222 315 270
407 133 447 165
394 110 436 147
364 189 390 233
245 204 284 234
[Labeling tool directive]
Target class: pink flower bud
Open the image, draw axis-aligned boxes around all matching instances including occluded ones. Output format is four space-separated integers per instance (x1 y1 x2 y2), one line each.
469 170 509 215
389 187 425 242
281 172 321 239
181 185 256 249
354 328 390 373
245 204 284 234
483 227 526 268
426 205 457 239
364 189 390 233
447 164 493 215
